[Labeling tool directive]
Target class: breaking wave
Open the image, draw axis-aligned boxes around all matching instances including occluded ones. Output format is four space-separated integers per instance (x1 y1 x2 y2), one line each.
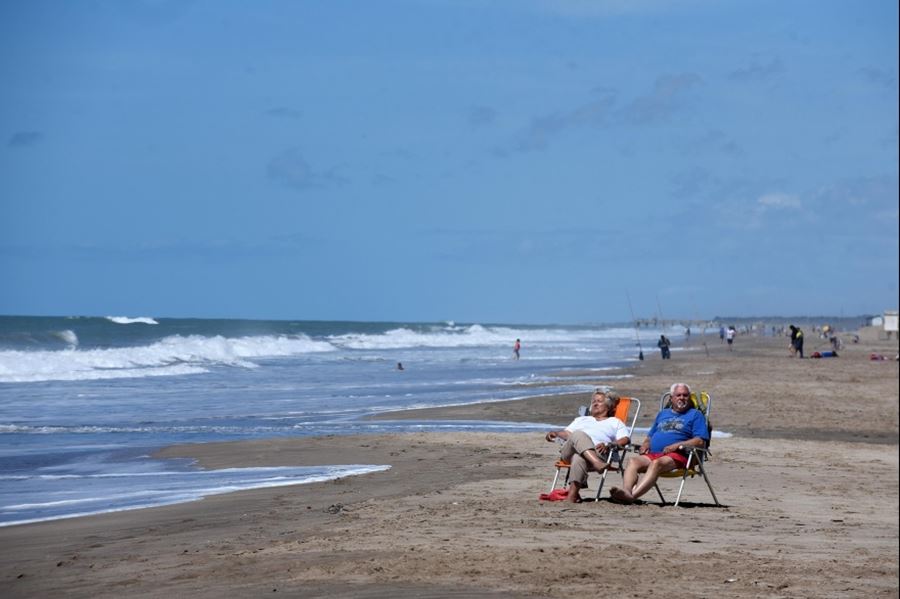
0 322 640 384
0 334 336 383
106 316 159 325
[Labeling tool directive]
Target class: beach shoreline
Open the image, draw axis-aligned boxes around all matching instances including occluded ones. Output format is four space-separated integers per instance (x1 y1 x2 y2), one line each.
1 329 897 597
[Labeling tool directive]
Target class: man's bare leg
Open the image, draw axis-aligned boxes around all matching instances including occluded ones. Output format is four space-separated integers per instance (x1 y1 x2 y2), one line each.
611 455 650 503
630 456 679 499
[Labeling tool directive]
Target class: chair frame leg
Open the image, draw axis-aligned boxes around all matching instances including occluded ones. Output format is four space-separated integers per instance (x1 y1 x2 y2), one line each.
673 474 689 507
669 463 720 507
695 462 721 507
550 468 563 492
553 450 639 502
595 449 622 500
653 483 667 504
551 464 573 492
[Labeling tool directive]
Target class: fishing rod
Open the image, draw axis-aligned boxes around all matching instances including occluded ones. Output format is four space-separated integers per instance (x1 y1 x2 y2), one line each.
656 294 665 331
626 291 644 361
691 300 710 357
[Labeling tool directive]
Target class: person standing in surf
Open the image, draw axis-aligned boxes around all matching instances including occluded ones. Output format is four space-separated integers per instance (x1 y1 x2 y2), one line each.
657 334 671 359
513 338 521 360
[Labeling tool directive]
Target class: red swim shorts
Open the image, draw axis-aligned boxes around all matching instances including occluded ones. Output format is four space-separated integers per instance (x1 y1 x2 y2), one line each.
646 451 689 468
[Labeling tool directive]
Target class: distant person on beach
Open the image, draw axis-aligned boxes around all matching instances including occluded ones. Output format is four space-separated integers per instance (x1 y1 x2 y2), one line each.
657 335 671 359
609 383 709 504
789 325 804 358
719 326 726 342
726 326 735 350
513 339 521 360
829 334 842 351
545 390 631 503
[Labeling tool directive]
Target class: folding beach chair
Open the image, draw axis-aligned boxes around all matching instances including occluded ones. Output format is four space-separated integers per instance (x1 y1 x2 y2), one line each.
652 390 720 507
550 396 642 500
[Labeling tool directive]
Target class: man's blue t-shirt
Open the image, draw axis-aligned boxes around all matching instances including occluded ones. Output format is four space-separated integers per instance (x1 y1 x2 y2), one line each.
648 408 710 453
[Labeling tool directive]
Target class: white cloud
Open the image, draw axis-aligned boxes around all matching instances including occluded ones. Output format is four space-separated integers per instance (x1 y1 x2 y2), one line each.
757 192 800 209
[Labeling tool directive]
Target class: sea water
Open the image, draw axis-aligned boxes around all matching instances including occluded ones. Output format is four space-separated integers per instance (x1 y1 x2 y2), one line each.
0 315 671 526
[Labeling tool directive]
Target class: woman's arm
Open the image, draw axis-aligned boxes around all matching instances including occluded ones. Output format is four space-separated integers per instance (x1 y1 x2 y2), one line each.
545 430 571 442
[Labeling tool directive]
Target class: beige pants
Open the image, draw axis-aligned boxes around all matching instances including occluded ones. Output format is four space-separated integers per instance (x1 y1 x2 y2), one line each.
559 430 604 486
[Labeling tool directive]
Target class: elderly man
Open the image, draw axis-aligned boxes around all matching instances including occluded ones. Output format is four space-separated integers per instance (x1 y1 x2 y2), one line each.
545 390 631 503
610 383 709 504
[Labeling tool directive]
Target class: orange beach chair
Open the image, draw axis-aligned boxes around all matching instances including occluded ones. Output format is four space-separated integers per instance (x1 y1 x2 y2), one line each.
550 396 642 500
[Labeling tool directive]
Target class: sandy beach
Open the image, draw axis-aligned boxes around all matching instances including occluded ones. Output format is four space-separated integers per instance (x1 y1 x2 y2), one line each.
2 329 897 598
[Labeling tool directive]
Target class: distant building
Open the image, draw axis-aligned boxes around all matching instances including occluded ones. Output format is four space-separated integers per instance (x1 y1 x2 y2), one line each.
884 310 899 335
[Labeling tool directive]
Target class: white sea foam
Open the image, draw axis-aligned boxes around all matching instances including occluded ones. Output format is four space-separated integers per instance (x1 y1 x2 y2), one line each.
0 465 391 527
0 333 337 383
0 325 638 383
328 324 636 351
106 316 159 325
0 356 208 383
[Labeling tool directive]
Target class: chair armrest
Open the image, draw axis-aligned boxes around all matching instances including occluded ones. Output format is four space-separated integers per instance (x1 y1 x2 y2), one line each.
681 445 712 467
682 445 709 455
614 443 711 460
615 443 644 454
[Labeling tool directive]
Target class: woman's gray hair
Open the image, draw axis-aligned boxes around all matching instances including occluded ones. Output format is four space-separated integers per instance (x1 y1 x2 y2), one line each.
594 388 620 413
669 382 692 395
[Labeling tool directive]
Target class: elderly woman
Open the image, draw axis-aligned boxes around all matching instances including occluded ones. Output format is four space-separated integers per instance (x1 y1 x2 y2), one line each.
545 390 631 503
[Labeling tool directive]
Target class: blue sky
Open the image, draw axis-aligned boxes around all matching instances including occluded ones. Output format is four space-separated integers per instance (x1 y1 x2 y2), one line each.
1 0 897 324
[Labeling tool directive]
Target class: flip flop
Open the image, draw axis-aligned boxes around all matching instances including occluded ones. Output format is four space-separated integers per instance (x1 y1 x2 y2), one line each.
538 488 570 501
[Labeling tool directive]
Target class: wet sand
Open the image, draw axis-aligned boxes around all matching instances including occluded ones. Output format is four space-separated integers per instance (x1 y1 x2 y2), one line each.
1 329 897 598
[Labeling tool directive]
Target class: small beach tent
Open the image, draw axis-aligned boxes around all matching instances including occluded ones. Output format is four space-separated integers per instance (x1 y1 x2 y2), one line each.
651 391 721 507
550 396 642 500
